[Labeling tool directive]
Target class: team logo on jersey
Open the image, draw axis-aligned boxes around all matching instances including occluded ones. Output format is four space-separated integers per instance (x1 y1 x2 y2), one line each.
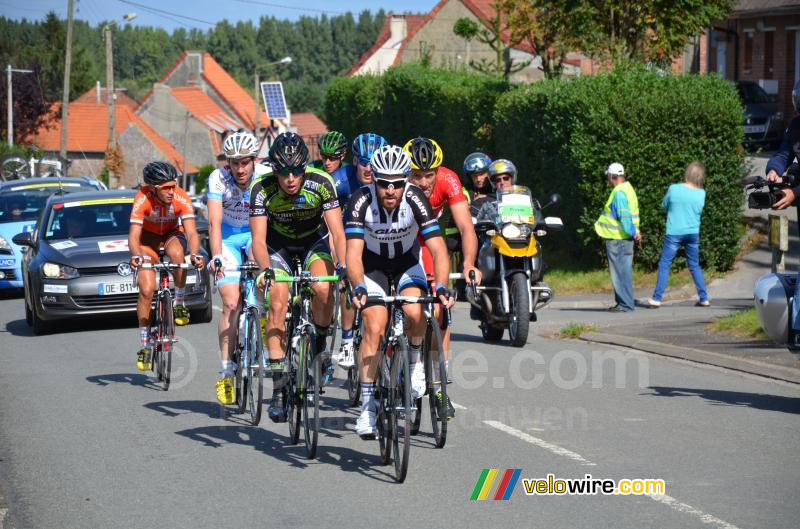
294 196 307 205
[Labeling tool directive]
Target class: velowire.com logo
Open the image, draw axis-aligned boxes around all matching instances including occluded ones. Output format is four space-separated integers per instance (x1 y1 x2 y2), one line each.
470 469 522 501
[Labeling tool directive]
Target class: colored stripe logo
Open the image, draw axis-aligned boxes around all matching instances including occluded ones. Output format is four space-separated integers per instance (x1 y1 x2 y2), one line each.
470 469 522 500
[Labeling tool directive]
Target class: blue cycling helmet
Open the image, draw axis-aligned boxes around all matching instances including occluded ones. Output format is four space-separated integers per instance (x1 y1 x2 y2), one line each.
463 152 492 176
352 133 387 166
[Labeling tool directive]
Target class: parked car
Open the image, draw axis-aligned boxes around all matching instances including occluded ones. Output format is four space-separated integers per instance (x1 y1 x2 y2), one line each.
13 189 212 334
0 177 105 291
735 81 784 146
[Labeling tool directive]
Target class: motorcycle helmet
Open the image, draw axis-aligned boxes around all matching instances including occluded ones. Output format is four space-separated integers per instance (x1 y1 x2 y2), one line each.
487 159 517 189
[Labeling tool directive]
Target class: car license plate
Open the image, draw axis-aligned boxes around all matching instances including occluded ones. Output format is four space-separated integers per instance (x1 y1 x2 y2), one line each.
743 125 766 134
98 282 139 295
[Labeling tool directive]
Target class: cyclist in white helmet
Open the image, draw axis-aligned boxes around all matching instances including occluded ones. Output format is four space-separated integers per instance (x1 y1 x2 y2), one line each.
208 131 270 405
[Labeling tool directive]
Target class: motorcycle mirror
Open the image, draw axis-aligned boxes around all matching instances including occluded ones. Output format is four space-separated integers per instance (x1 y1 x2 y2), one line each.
542 193 562 209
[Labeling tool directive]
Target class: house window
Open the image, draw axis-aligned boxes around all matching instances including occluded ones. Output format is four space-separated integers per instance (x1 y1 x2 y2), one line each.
764 30 774 79
743 31 754 75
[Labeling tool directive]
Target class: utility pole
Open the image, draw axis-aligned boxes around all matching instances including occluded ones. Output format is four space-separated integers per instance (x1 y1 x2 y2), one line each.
104 24 117 188
59 0 75 159
254 71 259 136
6 64 33 147
182 111 189 190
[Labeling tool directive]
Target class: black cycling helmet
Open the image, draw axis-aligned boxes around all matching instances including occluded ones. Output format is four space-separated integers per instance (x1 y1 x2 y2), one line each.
143 161 178 186
268 132 309 171
403 137 443 171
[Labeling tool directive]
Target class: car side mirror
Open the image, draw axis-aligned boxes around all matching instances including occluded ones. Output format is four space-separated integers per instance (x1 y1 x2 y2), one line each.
12 232 33 247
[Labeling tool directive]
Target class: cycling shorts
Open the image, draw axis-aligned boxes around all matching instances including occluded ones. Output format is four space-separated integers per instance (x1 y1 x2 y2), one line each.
267 231 332 278
362 250 427 306
217 231 252 286
139 229 188 262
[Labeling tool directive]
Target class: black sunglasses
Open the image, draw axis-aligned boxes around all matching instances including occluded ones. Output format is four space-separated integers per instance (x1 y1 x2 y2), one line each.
375 177 407 189
322 154 343 162
277 166 305 177
490 174 512 183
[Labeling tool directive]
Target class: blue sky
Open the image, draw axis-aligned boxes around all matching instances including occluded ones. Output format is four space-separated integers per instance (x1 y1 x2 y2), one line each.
0 0 438 30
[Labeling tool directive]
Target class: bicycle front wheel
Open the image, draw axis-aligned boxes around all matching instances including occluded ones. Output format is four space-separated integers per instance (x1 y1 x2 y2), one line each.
159 292 174 391
246 307 264 425
286 308 301 444
390 336 411 482
426 318 447 448
346 330 361 407
301 331 320 459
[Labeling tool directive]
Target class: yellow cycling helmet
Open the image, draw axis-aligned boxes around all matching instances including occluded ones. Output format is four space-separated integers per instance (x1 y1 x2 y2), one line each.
403 137 444 171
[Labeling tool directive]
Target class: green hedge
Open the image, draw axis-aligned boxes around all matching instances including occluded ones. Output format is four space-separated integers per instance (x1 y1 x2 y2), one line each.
324 64 509 168
494 67 744 270
325 66 745 271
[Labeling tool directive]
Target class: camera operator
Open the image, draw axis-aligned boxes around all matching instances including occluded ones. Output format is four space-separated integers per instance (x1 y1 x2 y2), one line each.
766 80 800 347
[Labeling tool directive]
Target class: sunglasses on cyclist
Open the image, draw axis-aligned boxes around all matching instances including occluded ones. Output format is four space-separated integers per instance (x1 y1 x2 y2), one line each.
277 166 305 177
357 157 372 168
156 183 177 191
322 154 343 162
490 175 512 184
375 177 406 189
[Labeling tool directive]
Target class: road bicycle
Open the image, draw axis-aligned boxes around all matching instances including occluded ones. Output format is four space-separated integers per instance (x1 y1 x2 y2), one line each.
266 259 339 459
213 248 264 424
134 248 199 391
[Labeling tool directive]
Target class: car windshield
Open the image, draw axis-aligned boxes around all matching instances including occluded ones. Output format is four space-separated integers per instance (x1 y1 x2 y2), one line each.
736 82 770 104
44 199 133 240
0 183 97 224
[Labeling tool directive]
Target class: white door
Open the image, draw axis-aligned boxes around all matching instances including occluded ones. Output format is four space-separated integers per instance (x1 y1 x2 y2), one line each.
716 40 727 78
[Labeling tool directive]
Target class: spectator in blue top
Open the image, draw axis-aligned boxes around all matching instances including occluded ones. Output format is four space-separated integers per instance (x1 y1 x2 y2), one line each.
641 161 709 308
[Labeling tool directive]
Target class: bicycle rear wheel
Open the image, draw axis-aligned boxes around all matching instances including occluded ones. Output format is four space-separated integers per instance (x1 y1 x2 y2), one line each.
159 291 174 391
246 307 264 425
301 331 320 459
390 336 411 482
426 318 447 448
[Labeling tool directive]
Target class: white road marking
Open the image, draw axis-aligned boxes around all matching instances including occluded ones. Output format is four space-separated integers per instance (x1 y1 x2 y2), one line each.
451 401 467 410
646 494 742 529
483 420 596 466
485 420 742 529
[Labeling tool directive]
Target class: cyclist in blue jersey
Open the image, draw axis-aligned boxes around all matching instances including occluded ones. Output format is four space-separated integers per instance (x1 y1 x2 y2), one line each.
336 132 388 368
207 132 270 404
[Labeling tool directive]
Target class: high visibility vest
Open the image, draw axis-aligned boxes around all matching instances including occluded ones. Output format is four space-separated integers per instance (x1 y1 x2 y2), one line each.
594 180 640 240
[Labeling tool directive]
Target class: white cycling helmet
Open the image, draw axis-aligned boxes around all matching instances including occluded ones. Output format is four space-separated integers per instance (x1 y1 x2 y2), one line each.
223 132 258 159
370 145 411 177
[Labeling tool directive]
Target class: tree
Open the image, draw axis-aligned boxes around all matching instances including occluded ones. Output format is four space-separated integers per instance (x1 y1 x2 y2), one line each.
579 0 734 62
498 0 592 79
0 64 52 144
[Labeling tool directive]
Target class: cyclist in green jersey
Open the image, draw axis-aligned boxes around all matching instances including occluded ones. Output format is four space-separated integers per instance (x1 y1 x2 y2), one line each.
249 133 347 423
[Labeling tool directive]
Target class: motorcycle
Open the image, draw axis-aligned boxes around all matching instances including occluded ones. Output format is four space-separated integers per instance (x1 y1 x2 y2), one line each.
467 185 562 346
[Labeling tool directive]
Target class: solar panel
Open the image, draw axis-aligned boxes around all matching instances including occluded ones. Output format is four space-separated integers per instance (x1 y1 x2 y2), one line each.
260 81 288 120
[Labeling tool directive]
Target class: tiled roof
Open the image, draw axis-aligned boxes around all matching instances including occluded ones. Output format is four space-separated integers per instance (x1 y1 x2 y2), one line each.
462 0 535 54
733 0 800 14
347 14 426 75
28 102 195 172
292 112 327 138
170 86 244 132
200 52 268 129
76 87 139 109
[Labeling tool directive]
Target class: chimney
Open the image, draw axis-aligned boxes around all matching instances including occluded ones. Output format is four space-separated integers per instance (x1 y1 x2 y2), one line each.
389 15 407 44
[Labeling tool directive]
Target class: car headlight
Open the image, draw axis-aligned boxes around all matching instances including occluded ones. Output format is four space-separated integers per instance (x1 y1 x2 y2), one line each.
501 223 529 241
42 262 79 279
0 235 11 254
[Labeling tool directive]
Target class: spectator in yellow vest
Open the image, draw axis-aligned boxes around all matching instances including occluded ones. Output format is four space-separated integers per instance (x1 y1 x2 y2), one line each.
594 163 641 312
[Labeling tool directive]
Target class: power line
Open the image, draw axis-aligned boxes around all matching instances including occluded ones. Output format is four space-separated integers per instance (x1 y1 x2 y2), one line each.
116 0 215 26
234 0 344 16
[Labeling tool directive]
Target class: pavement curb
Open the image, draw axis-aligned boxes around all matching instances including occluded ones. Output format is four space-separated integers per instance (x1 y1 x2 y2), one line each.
579 331 800 385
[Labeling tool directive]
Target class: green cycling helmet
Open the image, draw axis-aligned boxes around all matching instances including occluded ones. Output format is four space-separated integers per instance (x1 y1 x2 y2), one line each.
318 131 348 158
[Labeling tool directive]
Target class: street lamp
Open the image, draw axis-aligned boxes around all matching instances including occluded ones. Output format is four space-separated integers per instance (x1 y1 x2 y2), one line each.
254 56 292 135
104 12 137 188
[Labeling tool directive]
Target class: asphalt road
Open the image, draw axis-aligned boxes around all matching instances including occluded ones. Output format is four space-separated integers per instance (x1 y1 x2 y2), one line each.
0 295 798 529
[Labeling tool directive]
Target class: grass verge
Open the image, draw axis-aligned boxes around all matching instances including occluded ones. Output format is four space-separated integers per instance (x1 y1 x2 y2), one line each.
706 308 768 340
547 266 724 296
559 323 598 339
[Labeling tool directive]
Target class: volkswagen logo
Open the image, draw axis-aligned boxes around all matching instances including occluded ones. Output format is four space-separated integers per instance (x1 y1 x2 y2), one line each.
117 262 132 277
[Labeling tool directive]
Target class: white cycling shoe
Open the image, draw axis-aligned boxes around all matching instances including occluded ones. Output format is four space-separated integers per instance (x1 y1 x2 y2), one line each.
411 361 426 400
355 408 377 439
337 339 355 368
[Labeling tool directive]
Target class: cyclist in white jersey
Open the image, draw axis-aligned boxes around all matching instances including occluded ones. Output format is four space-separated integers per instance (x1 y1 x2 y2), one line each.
208 132 270 404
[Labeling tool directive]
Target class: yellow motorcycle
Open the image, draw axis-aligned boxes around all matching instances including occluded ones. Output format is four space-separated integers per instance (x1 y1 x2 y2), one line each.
470 186 562 346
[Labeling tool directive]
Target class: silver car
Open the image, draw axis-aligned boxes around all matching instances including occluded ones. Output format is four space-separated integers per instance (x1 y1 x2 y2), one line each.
14 189 212 334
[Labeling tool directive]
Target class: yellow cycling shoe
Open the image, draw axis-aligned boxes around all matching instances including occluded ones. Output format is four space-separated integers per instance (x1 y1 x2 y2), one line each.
174 305 190 326
216 377 235 405
136 348 152 371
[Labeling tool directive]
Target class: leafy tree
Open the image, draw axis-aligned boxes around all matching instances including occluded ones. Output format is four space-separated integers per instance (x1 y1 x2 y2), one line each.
452 3 530 80
0 64 51 144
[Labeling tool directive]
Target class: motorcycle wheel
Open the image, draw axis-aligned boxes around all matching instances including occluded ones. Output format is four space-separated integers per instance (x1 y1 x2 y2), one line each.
508 273 530 347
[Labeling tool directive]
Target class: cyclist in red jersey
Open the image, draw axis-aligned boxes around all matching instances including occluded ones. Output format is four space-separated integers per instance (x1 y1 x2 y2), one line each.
405 137 481 391
128 162 204 371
